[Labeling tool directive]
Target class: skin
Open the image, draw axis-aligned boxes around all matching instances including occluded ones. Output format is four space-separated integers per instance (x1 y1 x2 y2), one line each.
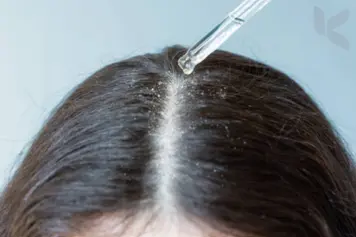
69 212 240 237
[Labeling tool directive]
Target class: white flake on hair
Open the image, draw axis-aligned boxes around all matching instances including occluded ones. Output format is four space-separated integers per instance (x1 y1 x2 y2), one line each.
152 77 184 210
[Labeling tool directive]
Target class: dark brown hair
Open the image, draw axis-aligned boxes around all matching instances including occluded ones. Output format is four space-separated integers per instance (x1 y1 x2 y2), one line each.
1 46 356 237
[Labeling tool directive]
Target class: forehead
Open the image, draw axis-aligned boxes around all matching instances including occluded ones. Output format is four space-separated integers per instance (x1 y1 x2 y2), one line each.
69 213 234 237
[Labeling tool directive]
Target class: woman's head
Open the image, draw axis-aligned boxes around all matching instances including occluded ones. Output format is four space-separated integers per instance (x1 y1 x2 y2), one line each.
1 46 356 237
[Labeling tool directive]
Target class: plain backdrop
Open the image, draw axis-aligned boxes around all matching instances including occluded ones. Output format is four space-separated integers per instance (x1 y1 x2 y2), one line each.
0 0 355 189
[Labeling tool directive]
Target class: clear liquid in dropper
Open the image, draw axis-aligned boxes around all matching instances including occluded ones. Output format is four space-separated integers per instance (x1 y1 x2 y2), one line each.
178 16 245 75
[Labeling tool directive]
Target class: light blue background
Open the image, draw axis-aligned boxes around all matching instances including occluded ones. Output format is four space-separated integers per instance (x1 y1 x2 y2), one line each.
0 0 355 189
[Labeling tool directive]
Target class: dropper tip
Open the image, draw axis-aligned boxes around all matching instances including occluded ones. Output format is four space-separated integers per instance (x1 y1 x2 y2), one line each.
178 54 195 75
